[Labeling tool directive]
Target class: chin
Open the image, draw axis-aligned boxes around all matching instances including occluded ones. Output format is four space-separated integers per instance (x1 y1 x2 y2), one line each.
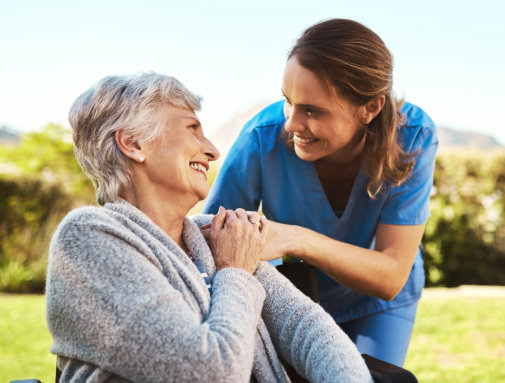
294 148 320 162
194 189 209 203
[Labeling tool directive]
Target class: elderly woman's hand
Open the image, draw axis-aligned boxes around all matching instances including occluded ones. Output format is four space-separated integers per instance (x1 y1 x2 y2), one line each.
210 207 267 274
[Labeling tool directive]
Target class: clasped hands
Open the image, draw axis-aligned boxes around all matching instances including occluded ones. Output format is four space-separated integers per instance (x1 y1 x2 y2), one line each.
200 207 295 274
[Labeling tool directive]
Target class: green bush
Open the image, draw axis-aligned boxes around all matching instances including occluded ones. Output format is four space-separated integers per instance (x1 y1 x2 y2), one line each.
423 151 505 286
0 124 95 293
0 176 74 292
2 123 505 292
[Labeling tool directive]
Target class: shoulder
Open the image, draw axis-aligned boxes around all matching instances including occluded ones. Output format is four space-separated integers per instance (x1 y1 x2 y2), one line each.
398 101 439 152
55 205 119 234
50 206 107 247
228 101 287 155
400 101 435 128
55 205 109 233
242 100 286 135
51 204 132 251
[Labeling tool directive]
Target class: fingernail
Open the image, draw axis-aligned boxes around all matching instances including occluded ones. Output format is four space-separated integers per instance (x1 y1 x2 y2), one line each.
219 206 224 213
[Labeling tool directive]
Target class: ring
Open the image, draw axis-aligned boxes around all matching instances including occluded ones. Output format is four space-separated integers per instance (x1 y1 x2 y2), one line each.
249 219 262 230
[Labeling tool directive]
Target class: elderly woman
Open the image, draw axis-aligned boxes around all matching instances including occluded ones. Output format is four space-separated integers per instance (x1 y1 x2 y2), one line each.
45 72 371 382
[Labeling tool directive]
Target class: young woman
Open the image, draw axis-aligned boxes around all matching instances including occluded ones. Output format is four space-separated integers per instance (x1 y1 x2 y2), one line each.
204 19 438 367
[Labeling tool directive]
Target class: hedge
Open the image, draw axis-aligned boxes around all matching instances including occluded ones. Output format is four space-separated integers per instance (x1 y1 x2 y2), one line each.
1 131 504 291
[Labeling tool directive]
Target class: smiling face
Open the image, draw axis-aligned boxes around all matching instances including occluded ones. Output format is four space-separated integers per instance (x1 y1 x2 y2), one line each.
282 57 367 163
140 106 219 206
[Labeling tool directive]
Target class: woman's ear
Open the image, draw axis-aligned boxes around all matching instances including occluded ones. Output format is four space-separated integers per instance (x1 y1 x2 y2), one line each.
115 130 145 163
362 95 386 125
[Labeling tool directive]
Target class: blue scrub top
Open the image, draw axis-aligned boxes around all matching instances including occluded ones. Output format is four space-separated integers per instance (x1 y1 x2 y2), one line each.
203 100 438 323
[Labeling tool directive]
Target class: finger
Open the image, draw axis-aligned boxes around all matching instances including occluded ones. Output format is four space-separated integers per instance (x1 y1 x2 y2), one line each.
235 208 250 225
200 227 211 240
246 211 262 223
245 211 263 233
225 209 238 225
246 210 260 219
212 206 226 230
200 223 212 230
259 216 268 238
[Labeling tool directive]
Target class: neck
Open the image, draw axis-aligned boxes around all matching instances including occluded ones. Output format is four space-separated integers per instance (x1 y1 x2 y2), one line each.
120 179 194 248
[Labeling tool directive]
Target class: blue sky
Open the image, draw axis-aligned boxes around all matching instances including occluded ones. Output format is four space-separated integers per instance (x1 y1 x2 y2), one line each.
1 0 505 143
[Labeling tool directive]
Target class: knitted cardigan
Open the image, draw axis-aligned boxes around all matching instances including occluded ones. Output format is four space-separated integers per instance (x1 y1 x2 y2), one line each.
46 199 371 383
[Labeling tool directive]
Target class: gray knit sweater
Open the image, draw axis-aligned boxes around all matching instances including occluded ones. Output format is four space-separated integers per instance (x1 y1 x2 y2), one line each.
46 199 371 383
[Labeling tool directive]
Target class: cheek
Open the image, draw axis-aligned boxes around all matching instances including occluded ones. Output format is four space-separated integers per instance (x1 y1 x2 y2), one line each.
311 123 334 140
318 119 357 141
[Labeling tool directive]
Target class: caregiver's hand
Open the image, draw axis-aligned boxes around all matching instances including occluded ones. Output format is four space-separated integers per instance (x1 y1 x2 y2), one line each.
260 219 302 261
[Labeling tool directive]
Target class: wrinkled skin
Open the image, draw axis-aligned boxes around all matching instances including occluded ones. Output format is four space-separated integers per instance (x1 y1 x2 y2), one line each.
202 207 268 274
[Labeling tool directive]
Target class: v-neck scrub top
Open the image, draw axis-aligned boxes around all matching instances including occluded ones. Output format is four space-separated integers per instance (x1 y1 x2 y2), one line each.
203 100 438 323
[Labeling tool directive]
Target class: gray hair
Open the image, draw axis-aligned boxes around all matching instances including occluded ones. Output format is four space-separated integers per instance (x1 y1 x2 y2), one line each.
69 72 202 205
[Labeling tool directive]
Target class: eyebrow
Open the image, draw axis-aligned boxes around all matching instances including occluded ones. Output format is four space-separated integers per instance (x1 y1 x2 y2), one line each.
297 103 329 113
182 116 201 125
281 90 330 113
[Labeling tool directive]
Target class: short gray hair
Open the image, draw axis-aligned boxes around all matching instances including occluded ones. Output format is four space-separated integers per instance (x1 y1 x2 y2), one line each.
69 72 202 205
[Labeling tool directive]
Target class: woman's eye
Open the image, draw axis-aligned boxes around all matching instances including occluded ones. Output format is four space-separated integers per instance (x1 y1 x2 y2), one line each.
305 109 316 117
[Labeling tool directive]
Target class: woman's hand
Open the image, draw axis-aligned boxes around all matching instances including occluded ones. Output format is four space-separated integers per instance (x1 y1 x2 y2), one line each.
260 219 300 261
203 214 301 262
209 207 267 274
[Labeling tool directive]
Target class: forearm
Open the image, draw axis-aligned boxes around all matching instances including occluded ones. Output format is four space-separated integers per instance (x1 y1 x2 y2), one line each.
289 226 410 300
50 265 265 383
163 268 266 381
254 262 372 383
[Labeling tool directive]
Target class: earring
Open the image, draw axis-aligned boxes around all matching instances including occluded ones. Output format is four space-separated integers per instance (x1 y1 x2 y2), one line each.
139 156 144 163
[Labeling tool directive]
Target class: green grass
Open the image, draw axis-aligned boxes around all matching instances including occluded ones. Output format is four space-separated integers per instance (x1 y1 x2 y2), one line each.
1 294 504 382
0 294 55 383
404 297 505 382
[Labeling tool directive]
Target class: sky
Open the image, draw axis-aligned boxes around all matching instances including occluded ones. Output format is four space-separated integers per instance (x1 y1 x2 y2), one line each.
1 0 505 143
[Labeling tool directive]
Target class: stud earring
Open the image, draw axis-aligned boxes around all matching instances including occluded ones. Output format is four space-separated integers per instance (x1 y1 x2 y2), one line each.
139 156 144 163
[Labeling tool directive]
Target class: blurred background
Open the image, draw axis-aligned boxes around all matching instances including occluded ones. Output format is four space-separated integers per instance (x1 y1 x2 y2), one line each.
1 1 505 382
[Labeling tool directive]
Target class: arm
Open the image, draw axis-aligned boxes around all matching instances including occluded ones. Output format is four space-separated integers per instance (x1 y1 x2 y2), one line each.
262 123 438 301
46 211 265 383
254 262 372 383
263 221 424 301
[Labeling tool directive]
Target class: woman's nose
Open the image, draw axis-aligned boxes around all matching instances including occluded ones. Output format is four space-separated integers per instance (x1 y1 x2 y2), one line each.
203 137 220 161
284 109 305 133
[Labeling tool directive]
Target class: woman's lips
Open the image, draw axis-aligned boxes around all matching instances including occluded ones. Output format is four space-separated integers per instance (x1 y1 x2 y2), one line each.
294 135 318 145
190 162 208 178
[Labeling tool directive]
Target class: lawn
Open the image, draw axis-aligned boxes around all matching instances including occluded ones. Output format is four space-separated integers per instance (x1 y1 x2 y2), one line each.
404 293 505 382
1 292 504 382
0 294 56 383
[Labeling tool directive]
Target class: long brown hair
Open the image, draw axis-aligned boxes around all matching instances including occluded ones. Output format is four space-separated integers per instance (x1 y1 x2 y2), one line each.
287 18 416 198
